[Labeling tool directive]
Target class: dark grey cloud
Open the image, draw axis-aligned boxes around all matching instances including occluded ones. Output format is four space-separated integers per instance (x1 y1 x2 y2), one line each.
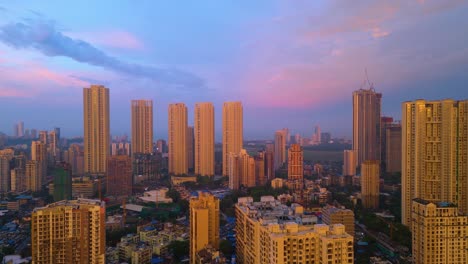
0 18 204 89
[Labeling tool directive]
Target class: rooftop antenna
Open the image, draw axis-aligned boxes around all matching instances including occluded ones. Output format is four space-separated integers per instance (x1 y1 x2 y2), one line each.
365 68 374 90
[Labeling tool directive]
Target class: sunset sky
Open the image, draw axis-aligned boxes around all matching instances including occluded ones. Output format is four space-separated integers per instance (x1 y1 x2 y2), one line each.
1 1 467 139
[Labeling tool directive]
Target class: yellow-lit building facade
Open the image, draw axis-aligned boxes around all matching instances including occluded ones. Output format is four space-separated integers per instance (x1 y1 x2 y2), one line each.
402 100 468 227
31 140 47 183
83 85 110 175
228 149 255 190
131 100 153 155
235 196 353 264
321 205 355 236
361 160 380 209
194 102 215 177
26 160 41 192
287 144 303 183
412 199 468 264
31 199 105 264
343 150 356 177
222 102 243 176
168 103 188 175
189 192 219 264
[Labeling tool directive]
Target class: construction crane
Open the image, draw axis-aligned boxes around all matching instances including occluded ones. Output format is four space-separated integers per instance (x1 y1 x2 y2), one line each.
365 68 375 90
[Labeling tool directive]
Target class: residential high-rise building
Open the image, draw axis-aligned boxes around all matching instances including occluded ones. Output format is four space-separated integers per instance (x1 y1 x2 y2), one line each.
255 152 266 186
241 150 256 188
39 130 48 145
111 142 130 156
385 124 401 173
83 85 110 175
361 160 380 209
14 121 24 137
287 144 303 182
31 199 105 264
0 155 11 193
132 153 160 183
26 160 40 192
48 130 59 162
235 196 353 264
352 88 382 166
31 129 37 139
322 205 355 236
274 129 286 170
343 150 356 176
168 103 188 175
228 152 240 190
131 100 153 155
312 125 321 145
222 102 243 176
402 99 468 227
31 141 47 182
190 192 219 264
187 126 195 171
283 128 290 144
412 199 468 264
67 144 84 176
11 167 26 193
380 116 393 169
194 103 215 177
54 127 61 144
107 155 132 196
156 139 167 153
264 144 275 180
228 149 255 189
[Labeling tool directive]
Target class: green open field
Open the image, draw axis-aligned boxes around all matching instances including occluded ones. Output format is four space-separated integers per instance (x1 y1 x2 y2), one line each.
303 150 343 162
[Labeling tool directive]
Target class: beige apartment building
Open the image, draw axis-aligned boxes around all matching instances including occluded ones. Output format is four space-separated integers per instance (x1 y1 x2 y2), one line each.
31 199 105 264
322 205 355 236
412 199 468 264
131 99 153 155
194 102 215 176
168 103 188 175
361 160 380 209
402 100 468 227
190 192 219 264
83 85 110 175
222 102 243 176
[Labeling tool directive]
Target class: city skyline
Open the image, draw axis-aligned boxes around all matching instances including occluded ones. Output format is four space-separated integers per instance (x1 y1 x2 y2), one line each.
1 1 468 138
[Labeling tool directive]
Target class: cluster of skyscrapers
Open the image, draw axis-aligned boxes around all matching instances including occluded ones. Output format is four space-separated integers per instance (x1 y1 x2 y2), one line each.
349 85 468 263
2 80 466 263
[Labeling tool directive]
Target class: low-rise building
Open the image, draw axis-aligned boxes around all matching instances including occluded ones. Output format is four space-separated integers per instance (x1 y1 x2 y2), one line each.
270 178 283 189
321 205 355 236
139 188 173 204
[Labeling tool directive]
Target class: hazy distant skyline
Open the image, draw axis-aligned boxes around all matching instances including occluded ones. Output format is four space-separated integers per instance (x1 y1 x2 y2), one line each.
1 1 467 139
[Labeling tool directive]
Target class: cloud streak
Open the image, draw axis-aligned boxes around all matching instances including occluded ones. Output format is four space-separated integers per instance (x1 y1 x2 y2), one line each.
0 18 203 89
67 30 145 51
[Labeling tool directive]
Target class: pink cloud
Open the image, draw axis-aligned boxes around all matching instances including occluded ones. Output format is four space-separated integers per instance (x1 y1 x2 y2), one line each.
0 59 91 98
67 30 145 50
371 27 390 38
0 87 31 98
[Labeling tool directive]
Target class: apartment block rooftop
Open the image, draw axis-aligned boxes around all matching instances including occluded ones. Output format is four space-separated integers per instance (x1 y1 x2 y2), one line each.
33 198 104 212
236 196 317 226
